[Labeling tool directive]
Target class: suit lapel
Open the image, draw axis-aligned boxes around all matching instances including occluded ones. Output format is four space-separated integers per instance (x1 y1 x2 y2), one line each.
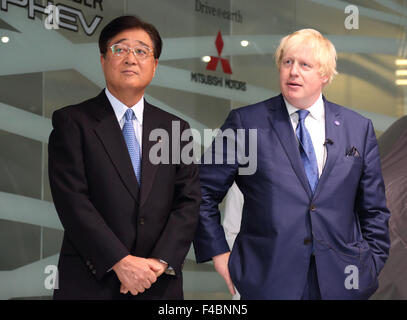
92 91 141 202
140 101 161 208
267 95 313 198
313 98 342 199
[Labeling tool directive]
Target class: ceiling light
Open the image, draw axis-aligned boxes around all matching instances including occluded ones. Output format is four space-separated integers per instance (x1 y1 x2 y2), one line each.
395 59 407 66
240 40 249 47
1 36 9 43
202 56 211 63
395 79 407 85
396 70 407 76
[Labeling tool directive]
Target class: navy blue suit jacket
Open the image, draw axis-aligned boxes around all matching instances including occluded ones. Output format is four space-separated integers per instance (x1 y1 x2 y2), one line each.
193 94 390 299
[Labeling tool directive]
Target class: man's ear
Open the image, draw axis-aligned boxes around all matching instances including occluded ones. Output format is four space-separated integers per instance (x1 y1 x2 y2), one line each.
152 59 159 77
100 54 108 75
321 75 329 86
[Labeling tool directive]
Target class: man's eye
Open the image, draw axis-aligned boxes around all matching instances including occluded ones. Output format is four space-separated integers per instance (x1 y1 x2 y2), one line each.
113 45 129 55
114 47 125 54
135 48 148 56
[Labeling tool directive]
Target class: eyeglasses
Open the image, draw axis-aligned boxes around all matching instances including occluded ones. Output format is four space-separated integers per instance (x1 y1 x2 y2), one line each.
110 43 154 60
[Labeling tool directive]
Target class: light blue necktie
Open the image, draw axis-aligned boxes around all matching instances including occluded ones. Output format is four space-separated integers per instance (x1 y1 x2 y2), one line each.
122 109 141 185
296 110 319 193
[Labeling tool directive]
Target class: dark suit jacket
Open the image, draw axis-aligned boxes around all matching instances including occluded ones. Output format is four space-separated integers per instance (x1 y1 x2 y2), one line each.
48 90 201 299
194 94 390 299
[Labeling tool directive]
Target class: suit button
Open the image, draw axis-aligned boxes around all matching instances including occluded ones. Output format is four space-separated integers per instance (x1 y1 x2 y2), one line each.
92 270 96 275
89 265 94 270
140 218 145 225
86 261 91 266
304 238 312 245
310 204 316 211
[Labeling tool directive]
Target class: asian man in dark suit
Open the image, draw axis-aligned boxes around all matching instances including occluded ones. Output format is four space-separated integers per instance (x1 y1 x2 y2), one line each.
48 15 201 299
193 29 390 299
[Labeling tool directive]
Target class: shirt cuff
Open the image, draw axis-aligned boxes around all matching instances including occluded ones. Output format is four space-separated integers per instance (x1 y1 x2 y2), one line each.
159 259 176 276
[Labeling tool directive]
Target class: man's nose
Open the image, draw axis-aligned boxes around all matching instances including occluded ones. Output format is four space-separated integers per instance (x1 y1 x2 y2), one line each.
124 50 138 64
289 62 299 76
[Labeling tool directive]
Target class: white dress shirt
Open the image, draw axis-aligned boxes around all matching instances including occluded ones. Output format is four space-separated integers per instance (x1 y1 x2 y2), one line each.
105 87 143 154
284 94 327 178
223 182 244 300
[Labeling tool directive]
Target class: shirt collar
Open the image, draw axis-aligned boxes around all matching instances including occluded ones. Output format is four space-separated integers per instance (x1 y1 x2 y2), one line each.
284 94 324 121
105 87 144 125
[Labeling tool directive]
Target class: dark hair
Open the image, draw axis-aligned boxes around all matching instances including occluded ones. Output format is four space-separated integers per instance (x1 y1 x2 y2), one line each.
98 15 162 59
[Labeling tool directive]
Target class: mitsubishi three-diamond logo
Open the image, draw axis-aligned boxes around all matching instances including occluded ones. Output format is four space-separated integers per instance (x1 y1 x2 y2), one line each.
206 30 232 74
190 29 245 91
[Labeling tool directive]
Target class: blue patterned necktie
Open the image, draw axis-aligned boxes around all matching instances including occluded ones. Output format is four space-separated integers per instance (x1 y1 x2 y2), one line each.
122 109 141 185
296 110 319 193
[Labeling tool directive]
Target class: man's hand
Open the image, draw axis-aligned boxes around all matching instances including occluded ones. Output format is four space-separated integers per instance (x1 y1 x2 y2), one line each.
147 258 168 277
213 252 236 295
113 255 158 296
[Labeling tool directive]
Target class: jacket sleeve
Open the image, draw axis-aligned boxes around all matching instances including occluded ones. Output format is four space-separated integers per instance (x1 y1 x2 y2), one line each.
149 120 201 277
48 109 129 280
193 110 242 263
356 119 391 275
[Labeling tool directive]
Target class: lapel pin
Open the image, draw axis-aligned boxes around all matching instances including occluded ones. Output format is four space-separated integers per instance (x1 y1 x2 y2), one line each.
334 120 340 126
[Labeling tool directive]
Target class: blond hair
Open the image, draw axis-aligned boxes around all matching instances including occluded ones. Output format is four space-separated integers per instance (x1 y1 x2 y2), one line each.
275 29 338 84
